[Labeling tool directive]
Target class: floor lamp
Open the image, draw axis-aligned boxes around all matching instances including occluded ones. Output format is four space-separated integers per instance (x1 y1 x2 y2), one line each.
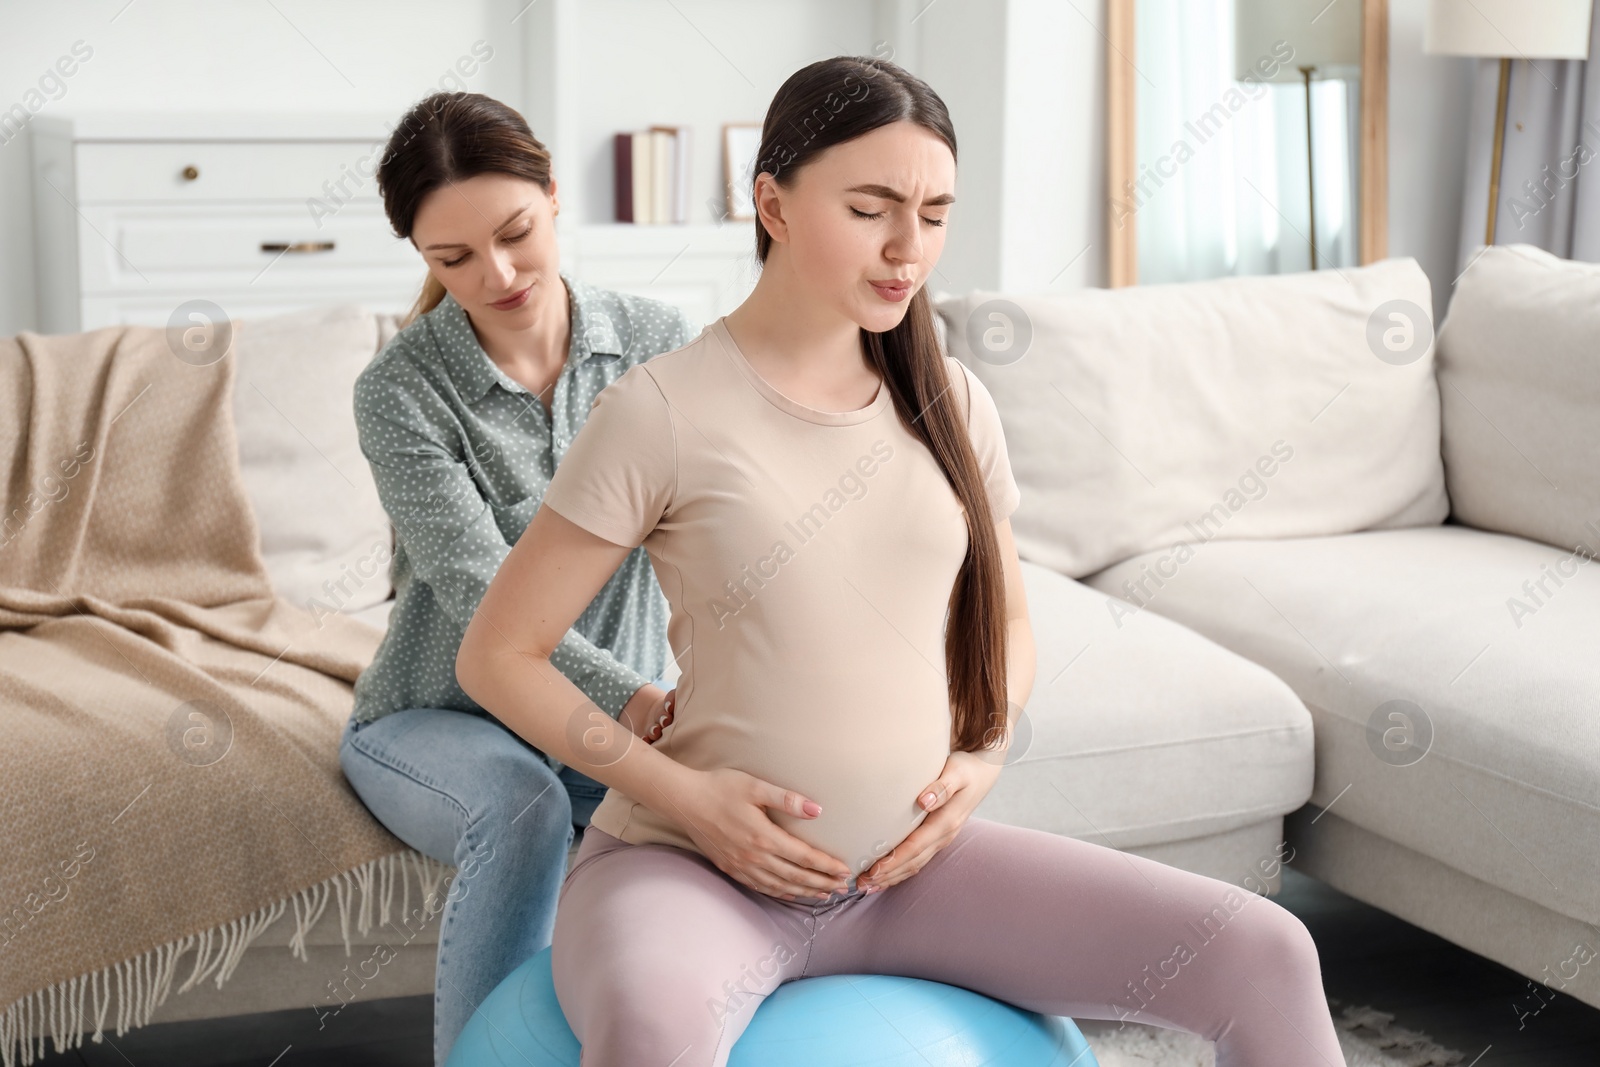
1424 0 1594 245
1235 0 1360 270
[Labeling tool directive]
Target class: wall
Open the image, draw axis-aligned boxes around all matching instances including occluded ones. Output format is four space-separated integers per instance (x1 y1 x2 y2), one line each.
0 0 1485 337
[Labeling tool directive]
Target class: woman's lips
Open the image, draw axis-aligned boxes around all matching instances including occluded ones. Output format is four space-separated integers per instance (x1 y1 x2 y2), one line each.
870 280 911 302
491 284 532 310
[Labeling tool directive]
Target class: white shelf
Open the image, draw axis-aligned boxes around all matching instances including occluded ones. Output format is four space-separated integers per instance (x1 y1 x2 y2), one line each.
30 115 427 333
31 116 764 332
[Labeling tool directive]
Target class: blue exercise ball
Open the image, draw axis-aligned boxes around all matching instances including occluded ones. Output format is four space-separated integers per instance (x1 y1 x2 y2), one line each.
445 944 1101 1067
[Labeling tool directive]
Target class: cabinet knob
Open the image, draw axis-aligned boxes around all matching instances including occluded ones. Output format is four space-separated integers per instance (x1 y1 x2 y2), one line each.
260 240 337 254
181 165 200 181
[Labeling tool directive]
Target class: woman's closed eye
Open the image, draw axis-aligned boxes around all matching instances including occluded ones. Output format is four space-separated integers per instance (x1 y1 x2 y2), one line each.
441 225 534 268
850 206 946 227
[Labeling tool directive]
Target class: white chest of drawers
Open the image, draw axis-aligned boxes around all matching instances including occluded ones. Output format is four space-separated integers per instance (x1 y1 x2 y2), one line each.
30 113 426 333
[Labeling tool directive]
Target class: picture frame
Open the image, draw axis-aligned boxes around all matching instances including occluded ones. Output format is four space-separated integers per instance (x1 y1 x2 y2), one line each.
722 123 764 222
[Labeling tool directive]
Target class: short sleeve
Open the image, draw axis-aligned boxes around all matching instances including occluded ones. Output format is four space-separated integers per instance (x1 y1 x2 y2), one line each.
951 358 1022 522
543 364 676 548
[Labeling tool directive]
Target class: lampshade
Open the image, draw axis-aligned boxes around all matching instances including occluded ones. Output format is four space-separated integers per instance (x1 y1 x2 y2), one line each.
1424 0 1593 59
1235 0 1361 82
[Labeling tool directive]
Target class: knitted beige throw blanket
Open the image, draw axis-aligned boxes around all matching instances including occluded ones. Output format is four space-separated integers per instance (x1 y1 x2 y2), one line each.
0 322 444 1066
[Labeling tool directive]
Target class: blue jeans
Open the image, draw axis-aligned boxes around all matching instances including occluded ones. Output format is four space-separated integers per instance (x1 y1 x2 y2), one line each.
337 684 666 1066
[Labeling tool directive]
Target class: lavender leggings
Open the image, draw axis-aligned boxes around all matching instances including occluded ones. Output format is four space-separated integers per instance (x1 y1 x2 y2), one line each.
552 817 1346 1067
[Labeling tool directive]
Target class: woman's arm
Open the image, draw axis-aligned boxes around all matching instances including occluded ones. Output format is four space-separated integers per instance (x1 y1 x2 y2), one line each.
456 503 693 808
994 515 1036 754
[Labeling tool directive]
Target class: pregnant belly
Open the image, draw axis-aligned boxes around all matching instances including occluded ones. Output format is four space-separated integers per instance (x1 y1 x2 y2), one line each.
741 722 952 889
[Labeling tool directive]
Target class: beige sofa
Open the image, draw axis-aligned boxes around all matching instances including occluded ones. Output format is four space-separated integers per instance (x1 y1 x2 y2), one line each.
150 243 1597 1031
139 287 1318 1029
939 243 1600 1013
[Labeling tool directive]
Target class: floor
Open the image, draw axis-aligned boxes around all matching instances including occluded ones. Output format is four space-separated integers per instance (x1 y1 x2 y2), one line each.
25 867 1600 1066
1286 869 1600 1067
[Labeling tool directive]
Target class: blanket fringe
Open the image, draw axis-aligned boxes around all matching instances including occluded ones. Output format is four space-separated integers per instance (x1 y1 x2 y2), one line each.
0 849 455 1067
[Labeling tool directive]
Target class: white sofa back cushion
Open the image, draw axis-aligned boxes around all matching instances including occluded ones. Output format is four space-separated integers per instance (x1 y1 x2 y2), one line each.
1437 243 1600 555
231 303 394 617
934 257 1449 579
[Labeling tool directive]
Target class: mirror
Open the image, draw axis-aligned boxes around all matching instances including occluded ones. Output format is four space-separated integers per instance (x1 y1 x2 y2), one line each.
1107 0 1388 285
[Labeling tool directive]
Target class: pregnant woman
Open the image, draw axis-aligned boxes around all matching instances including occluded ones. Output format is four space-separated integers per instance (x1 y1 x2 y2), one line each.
338 92 685 1067
456 56 1346 1067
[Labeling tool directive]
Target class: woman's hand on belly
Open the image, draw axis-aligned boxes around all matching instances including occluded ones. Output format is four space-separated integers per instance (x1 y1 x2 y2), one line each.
670 766 856 903
855 750 1005 894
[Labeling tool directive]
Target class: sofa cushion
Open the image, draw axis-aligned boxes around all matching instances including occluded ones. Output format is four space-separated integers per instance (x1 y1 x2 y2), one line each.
972 559 1314 850
933 257 1448 578
232 303 394 617
1083 526 1600 928
1437 243 1600 555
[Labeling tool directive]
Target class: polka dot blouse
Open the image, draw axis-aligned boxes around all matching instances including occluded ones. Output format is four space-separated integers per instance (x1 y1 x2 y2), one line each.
349 270 693 756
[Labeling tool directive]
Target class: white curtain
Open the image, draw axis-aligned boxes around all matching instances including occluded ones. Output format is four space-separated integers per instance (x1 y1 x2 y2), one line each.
1134 0 1358 283
1454 1 1600 271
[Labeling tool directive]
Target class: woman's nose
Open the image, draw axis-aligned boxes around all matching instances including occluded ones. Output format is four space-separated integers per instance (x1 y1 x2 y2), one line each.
485 248 519 288
885 214 923 265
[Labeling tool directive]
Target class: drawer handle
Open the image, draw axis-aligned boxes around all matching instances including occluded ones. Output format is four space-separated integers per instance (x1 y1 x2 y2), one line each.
182 165 199 181
260 240 337 254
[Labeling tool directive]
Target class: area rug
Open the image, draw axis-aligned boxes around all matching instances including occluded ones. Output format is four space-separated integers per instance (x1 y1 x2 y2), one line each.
1077 996 1469 1066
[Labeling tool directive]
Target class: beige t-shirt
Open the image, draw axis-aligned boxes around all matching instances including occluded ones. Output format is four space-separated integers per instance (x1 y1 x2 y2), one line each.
540 316 1021 883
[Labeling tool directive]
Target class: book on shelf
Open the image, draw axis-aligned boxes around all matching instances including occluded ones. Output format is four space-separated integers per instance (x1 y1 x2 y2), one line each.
613 125 690 224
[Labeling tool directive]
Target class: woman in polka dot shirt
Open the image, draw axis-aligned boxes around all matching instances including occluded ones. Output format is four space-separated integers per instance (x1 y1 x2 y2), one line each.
336 91 689 1067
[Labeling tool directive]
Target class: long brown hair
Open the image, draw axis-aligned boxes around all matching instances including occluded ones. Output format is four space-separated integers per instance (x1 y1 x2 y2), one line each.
375 92 555 328
752 55 1008 757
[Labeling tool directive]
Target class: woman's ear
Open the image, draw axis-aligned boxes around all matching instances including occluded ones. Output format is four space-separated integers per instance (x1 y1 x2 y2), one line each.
754 173 788 244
